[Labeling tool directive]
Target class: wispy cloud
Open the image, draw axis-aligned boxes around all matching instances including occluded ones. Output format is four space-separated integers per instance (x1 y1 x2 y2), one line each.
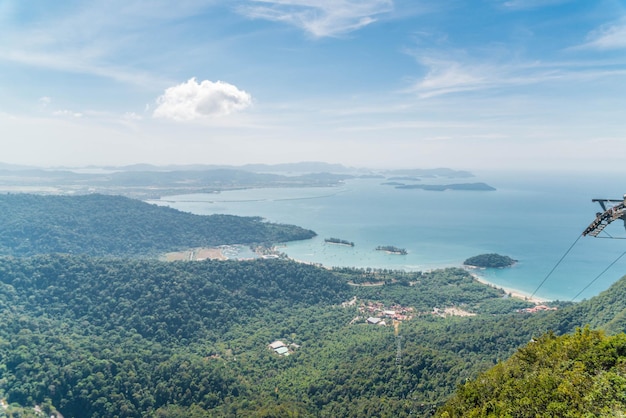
153 78 253 121
410 53 626 98
412 57 492 97
2 49 169 88
499 0 572 11
0 0 215 87
238 0 393 37
576 20 626 50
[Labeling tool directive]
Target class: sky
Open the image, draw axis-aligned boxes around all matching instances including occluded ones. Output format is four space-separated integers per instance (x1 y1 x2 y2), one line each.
1 0 625 171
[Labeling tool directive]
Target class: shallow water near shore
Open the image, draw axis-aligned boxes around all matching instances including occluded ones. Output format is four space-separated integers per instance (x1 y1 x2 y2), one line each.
150 170 626 301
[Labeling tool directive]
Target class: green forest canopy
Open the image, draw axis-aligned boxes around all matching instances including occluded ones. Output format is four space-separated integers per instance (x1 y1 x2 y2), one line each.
1 193 626 416
0 193 315 257
438 328 626 417
1 253 626 417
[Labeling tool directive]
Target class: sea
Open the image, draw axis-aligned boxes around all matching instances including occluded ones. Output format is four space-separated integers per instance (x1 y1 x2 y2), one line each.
148 170 626 302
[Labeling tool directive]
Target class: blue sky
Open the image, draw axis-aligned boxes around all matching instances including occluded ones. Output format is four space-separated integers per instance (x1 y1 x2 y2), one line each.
1 0 625 171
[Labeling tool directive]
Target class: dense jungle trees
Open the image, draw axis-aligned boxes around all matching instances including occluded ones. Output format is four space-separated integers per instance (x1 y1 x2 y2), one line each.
438 328 626 417
0 193 315 257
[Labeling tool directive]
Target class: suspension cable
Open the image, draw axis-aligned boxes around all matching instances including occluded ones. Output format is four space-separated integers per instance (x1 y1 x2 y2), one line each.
570 251 626 302
530 235 582 299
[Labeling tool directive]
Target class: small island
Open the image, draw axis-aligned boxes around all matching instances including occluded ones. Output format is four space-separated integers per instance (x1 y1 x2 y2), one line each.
376 245 407 255
463 253 517 268
325 237 355 247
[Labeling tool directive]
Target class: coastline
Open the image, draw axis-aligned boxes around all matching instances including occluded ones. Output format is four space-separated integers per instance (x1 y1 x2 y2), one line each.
280 245 551 303
469 272 549 304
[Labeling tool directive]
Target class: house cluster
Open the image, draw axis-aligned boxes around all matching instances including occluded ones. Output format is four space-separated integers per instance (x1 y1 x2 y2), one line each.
519 304 558 314
268 340 300 356
361 301 414 325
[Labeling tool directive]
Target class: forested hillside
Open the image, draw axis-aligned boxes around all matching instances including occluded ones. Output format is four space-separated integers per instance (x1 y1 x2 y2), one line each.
1 193 626 416
0 193 315 256
1 252 625 417
438 328 626 417
435 276 626 417
0 255 542 416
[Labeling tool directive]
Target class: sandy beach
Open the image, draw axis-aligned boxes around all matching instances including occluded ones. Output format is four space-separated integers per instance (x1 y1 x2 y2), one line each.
469 272 549 304
163 247 227 262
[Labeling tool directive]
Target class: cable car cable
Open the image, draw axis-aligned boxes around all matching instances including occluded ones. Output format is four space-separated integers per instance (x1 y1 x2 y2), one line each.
530 235 582 299
570 251 626 302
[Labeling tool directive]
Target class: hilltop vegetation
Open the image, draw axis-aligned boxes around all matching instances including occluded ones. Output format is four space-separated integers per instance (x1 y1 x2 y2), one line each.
438 328 626 417
0 193 315 257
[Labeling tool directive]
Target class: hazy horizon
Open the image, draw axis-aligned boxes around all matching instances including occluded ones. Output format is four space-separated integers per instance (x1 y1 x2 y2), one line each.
2 160 624 175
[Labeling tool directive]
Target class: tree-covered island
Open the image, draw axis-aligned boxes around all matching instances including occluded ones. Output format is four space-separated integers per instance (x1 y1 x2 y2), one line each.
464 253 517 268
376 245 408 255
325 237 355 247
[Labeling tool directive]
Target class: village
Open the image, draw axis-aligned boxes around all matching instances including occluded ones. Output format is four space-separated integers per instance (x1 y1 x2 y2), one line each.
269 297 556 357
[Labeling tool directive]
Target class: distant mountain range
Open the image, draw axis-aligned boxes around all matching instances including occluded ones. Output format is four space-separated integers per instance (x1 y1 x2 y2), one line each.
0 161 480 198
1 160 474 176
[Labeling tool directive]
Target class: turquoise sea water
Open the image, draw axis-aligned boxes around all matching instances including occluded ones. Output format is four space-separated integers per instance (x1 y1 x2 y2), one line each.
150 171 626 301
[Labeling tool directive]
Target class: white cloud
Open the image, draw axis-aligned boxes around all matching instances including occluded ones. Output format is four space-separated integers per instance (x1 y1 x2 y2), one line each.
153 78 252 121
578 21 626 50
238 0 393 37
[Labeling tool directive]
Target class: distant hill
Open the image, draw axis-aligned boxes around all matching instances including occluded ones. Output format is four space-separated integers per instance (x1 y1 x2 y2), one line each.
239 161 352 173
103 161 353 173
0 161 478 197
383 168 474 178
0 193 315 257
0 166 353 198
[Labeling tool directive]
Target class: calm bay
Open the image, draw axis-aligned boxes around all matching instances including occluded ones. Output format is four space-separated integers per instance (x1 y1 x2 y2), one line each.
149 170 626 301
